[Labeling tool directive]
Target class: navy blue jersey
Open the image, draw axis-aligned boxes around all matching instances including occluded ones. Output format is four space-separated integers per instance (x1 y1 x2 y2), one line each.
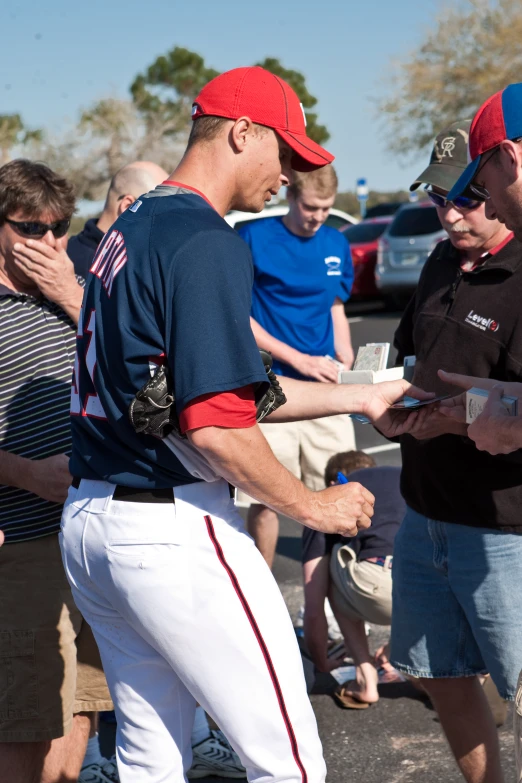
69 185 268 488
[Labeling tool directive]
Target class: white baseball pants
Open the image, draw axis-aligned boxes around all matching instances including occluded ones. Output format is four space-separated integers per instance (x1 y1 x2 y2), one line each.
60 478 325 783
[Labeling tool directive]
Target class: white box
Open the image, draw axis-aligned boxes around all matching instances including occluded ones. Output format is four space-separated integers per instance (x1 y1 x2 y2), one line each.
465 387 518 424
338 366 404 385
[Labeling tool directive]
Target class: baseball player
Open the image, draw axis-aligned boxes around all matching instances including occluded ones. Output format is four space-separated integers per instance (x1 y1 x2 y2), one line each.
60 66 431 783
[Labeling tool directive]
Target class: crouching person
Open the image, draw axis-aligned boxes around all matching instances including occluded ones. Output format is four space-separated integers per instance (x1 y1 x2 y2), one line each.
302 451 404 707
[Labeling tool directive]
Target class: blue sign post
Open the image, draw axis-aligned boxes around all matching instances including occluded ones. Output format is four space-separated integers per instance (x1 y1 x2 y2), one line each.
356 178 369 219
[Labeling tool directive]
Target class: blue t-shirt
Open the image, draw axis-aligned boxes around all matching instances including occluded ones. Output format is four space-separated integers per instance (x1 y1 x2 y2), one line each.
70 185 268 488
239 217 353 380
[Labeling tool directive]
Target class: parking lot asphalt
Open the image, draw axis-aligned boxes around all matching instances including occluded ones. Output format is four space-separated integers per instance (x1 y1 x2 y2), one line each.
100 304 517 782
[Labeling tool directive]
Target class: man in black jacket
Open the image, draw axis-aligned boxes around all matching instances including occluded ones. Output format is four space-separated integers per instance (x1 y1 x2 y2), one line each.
68 161 167 278
391 120 522 783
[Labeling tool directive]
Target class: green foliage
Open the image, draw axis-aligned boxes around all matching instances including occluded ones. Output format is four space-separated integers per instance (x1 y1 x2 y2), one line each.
130 48 330 145
0 114 42 164
130 46 219 134
256 57 329 144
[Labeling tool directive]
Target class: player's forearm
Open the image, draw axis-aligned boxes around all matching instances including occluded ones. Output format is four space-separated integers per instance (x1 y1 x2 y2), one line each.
265 376 367 423
250 317 303 369
188 424 317 525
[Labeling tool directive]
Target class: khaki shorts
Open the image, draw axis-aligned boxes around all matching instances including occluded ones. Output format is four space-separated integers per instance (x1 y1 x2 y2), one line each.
0 534 113 742
236 414 356 505
329 544 392 625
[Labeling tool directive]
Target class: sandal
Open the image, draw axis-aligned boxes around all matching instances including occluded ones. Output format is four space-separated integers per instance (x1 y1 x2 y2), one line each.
333 680 372 710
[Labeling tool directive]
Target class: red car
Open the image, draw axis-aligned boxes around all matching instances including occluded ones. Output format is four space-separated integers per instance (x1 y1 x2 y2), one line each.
341 217 393 298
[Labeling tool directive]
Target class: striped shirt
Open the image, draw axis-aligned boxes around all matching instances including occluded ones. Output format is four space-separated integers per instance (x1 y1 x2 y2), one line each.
0 284 78 543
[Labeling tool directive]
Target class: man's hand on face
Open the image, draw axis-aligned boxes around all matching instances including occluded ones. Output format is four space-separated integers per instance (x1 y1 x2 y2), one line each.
12 233 80 306
362 379 435 438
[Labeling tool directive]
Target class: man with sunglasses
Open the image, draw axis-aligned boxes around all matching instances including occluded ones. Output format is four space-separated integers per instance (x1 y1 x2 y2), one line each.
389 119 522 783
0 159 115 783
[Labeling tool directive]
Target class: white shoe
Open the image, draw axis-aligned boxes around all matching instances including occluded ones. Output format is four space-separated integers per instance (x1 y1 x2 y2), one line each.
188 729 246 779
79 756 119 783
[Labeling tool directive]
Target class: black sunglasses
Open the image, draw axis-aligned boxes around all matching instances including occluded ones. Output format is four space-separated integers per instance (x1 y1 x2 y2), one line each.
5 217 70 239
424 186 481 211
469 139 522 201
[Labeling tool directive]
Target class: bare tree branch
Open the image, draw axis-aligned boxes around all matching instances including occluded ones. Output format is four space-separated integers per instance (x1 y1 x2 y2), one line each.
376 0 522 158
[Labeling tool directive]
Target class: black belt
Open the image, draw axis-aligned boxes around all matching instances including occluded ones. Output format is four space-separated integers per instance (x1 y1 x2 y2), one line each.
72 476 174 503
71 477 235 503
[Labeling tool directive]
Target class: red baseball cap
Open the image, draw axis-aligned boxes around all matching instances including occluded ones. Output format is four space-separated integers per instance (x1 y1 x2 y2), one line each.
448 83 522 200
191 66 334 172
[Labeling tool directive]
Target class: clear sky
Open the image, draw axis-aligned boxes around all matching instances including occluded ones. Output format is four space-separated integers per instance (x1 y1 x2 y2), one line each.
1 0 440 193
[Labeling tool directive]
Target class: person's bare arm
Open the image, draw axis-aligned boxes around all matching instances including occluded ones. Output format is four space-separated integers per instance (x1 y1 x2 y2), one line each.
0 451 71 503
188 424 374 536
12 235 84 325
264 376 435 439
250 317 339 382
331 297 354 369
303 555 345 673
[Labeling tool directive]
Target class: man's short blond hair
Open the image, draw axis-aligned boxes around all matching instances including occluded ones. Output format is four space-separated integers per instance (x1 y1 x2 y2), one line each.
287 164 338 200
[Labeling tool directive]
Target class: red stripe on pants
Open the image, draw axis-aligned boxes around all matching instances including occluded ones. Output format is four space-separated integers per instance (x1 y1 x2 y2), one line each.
204 515 308 783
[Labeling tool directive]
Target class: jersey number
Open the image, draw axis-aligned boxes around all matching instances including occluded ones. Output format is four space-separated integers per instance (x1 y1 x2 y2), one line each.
71 309 107 419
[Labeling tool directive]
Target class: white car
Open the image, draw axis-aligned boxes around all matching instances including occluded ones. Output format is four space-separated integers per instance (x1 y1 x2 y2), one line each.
225 205 358 231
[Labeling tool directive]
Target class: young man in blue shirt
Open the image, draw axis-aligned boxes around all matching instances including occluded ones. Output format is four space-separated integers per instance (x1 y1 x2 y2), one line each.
237 165 356 567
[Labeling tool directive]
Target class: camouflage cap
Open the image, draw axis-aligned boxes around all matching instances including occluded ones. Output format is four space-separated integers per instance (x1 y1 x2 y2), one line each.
410 119 472 192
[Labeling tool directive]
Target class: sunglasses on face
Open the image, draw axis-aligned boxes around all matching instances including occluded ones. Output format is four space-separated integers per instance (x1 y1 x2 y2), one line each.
424 186 481 211
467 147 501 202
5 217 71 239
470 183 490 200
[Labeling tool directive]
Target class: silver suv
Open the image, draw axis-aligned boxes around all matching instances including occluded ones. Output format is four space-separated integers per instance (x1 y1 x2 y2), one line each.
376 202 446 301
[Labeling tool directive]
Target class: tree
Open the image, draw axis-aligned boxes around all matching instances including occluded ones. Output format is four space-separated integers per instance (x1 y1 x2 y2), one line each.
32 46 331 201
0 114 42 165
256 58 329 144
376 0 522 157
130 47 330 145
131 47 219 136
33 96 187 202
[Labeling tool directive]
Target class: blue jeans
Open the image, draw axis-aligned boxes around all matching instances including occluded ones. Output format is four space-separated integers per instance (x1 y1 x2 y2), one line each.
390 506 522 699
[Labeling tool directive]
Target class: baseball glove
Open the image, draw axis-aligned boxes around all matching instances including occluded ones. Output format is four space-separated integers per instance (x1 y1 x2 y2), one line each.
128 363 180 438
256 350 287 422
129 350 286 438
